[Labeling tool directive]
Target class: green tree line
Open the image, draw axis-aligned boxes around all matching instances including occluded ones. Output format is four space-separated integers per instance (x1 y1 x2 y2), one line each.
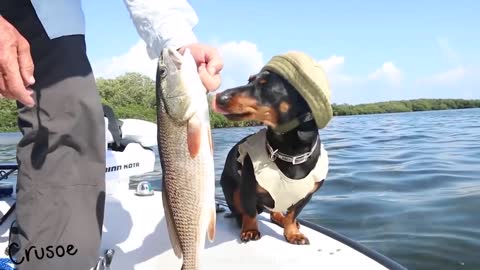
0 73 259 132
1 72 479 132
332 98 480 116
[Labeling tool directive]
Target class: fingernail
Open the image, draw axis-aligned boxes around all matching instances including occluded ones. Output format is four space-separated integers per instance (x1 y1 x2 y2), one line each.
24 100 34 107
29 76 35 85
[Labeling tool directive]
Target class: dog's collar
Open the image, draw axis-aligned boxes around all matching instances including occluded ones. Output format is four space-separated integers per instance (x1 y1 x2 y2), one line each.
266 136 319 165
271 112 314 134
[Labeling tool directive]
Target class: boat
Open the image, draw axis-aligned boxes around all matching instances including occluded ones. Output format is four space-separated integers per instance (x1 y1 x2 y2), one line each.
0 116 407 270
0 109 158 190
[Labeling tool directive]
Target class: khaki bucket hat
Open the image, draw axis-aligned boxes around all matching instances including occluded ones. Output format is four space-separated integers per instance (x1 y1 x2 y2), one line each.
261 51 333 129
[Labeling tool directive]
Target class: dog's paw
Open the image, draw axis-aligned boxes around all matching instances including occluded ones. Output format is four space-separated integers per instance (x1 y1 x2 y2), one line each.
270 212 301 229
240 229 262 242
284 232 310 245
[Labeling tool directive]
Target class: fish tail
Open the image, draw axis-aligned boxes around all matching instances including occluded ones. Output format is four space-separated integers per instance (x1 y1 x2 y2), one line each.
207 204 216 242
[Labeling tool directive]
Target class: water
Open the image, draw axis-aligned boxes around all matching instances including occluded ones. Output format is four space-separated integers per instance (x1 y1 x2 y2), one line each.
1 108 479 270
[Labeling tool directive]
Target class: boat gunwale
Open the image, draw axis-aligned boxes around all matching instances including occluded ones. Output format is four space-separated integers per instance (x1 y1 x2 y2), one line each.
296 214 407 270
1 163 407 270
215 198 408 270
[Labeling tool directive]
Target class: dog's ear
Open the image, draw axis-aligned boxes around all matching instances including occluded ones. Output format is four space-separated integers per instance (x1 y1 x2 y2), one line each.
248 70 271 83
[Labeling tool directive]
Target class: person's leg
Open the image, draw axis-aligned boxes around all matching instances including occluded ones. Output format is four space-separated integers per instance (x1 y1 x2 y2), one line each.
1 1 106 269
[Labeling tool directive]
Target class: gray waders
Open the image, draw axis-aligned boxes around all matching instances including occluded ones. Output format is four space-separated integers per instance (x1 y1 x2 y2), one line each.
1 1 107 269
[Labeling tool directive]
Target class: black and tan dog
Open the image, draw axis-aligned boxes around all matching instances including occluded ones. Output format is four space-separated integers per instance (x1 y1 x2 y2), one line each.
212 59 332 245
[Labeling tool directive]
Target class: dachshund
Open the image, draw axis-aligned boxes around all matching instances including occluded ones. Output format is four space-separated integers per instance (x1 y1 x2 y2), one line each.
212 70 329 245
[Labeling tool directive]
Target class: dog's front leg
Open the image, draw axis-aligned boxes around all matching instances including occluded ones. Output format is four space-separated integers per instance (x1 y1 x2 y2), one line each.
282 198 311 245
235 155 261 242
271 181 324 245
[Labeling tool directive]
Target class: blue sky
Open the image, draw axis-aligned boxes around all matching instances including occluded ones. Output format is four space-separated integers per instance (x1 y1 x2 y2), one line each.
82 0 479 105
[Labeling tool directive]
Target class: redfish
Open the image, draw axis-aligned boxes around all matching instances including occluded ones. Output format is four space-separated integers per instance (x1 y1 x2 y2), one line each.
155 47 216 270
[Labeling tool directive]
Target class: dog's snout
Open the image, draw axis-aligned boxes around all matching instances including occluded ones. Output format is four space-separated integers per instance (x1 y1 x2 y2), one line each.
217 93 230 107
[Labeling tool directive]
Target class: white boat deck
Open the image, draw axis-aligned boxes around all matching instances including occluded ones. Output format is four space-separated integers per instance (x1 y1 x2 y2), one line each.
0 179 404 270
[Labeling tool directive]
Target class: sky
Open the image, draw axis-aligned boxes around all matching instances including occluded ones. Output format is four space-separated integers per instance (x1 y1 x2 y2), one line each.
82 0 479 105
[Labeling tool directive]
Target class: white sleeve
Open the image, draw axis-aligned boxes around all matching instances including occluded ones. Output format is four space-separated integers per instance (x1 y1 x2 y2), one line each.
122 0 199 59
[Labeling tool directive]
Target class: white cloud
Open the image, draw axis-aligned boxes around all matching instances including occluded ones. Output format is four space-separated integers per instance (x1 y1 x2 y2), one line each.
216 40 264 91
315 56 405 104
92 40 157 79
90 38 477 105
367 62 403 85
437 37 460 65
317 56 403 88
419 66 466 85
91 40 400 93
318 55 353 86
91 39 265 93
318 55 345 73
416 39 468 85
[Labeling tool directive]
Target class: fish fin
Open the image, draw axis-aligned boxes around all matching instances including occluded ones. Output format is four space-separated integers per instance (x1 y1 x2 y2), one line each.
207 205 216 242
207 125 214 156
187 114 202 159
161 184 183 259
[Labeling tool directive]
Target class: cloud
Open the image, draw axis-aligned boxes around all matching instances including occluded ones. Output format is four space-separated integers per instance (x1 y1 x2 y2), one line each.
317 55 402 87
318 55 353 86
417 38 472 86
91 38 477 106
437 37 460 65
92 39 265 93
409 38 478 100
315 55 405 104
216 40 265 91
367 62 403 86
316 55 404 101
420 66 466 85
92 40 157 79
318 55 345 73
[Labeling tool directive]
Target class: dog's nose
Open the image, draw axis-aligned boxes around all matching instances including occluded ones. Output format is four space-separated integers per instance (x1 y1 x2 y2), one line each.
216 93 230 107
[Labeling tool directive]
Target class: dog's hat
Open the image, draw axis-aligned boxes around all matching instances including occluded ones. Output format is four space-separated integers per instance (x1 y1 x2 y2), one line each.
261 51 333 130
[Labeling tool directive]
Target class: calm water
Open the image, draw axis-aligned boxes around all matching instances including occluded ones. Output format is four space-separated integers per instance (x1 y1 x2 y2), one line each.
1 108 479 270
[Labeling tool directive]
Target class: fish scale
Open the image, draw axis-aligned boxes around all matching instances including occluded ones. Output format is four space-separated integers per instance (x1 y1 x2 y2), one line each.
156 47 216 270
158 109 203 269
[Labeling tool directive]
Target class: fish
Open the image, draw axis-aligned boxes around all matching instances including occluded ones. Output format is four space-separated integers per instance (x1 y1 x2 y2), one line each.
155 47 217 270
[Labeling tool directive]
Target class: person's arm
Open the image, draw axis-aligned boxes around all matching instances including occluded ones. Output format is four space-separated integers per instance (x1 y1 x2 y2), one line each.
0 15 35 106
123 0 223 92
122 0 199 59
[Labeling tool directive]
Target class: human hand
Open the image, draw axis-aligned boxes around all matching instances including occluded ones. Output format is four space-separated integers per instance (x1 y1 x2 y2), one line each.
178 43 223 92
0 16 35 107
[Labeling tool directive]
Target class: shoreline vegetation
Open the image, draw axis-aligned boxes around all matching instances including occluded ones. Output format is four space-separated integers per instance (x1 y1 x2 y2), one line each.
1 72 479 132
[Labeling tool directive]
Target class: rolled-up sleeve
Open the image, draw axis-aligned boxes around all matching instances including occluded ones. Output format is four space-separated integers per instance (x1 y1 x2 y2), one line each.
123 0 199 59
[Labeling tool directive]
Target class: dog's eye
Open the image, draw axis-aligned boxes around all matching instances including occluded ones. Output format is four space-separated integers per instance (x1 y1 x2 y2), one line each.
259 79 268 85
